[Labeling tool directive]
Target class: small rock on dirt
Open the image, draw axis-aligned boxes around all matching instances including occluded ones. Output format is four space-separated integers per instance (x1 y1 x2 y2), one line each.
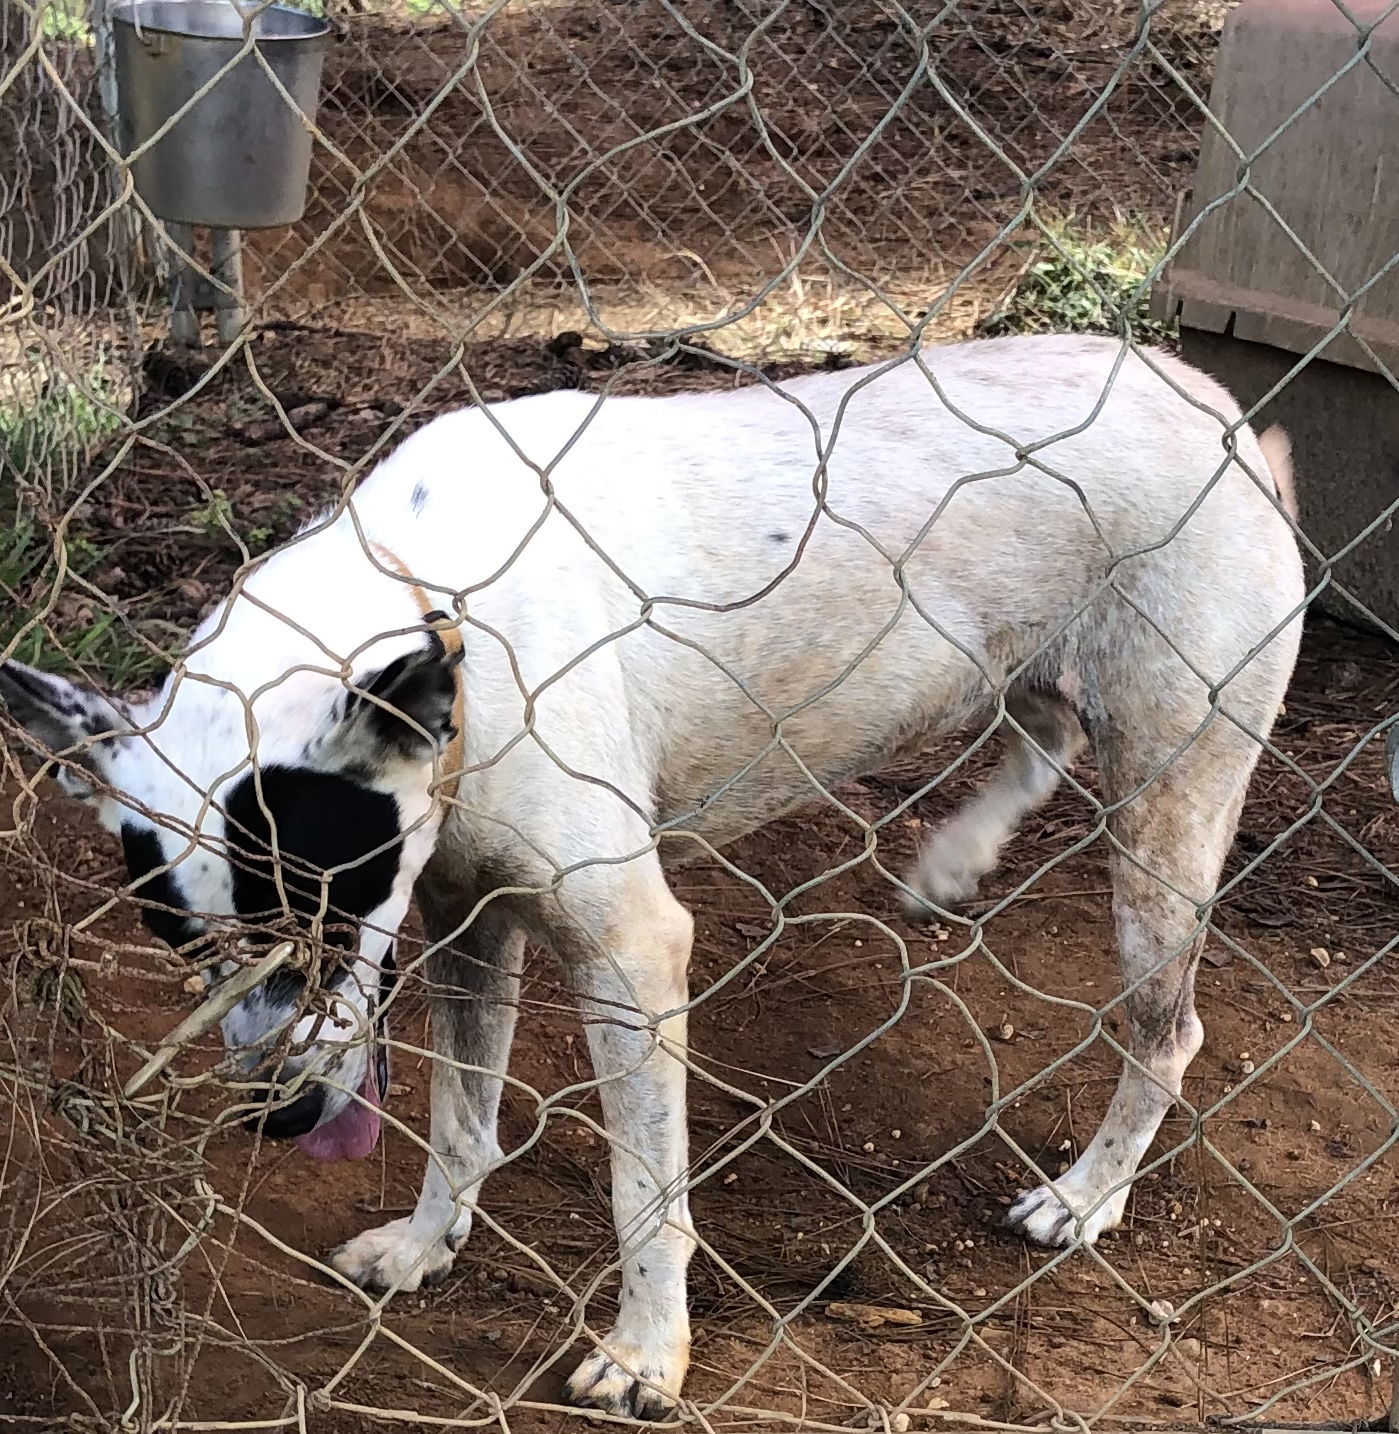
851 1411 911 1433
234 400 335 445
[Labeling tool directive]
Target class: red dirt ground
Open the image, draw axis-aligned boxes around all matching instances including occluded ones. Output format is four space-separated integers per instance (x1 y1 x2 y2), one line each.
244 0 1216 311
3 620 1399 1433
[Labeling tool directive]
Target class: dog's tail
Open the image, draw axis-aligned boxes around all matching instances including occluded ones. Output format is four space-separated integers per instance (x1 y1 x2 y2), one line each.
1258 424 1298 521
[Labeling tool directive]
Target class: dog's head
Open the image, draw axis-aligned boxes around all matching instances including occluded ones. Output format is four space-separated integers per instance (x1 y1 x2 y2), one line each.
0 606 461 1160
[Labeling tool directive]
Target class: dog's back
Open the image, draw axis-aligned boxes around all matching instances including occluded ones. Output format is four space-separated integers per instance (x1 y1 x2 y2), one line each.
350 334 1298 849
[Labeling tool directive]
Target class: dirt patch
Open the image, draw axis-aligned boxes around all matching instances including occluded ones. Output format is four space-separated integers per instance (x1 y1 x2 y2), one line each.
3 621 1399 1431
239 0 1220 326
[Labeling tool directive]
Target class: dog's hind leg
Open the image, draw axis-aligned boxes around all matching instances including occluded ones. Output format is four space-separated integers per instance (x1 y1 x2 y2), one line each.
905 689 1086 913
330 888 522 1293
1006 642 1292 1246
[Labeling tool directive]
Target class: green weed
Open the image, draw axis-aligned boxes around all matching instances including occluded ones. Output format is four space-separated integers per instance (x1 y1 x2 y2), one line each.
978 214 1176 345
36 0 91 43
1 371 125 488
190 488 303 553
190 489 236 542
0 506 167 689
1 369 164 686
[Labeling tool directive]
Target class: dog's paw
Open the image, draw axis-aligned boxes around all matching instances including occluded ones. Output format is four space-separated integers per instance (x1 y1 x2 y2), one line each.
328 1217 456 1295
564 1332 688 1421
903 826 998 918
902 854 980 918
1005 1179 1127 1248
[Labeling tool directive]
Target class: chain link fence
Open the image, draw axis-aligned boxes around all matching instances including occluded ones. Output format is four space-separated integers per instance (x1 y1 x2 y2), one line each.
4 0 1399 1431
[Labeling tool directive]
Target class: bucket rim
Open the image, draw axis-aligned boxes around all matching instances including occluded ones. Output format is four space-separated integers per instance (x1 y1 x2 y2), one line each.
109 0 331 43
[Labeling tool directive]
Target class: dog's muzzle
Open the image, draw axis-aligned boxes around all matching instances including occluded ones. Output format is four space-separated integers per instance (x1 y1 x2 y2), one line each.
243 1038 389 1161
245 1077 325 1139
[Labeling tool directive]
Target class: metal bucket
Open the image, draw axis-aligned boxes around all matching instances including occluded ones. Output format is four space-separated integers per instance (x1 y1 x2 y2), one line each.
112 0 330 229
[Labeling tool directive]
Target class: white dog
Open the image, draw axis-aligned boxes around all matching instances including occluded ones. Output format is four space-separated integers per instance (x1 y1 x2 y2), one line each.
0 333 1303 1417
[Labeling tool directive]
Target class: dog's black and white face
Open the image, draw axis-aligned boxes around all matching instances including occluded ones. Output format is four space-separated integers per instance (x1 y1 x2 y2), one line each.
0 633 460 1160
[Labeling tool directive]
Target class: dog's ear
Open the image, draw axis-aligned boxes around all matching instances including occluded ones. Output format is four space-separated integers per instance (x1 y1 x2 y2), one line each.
334 641 462 766
0 659 131 798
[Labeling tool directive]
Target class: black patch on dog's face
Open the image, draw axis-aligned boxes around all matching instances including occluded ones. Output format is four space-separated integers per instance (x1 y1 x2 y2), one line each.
346 649 459 762
118 766 401 997
378 937 400 1002
121 822 205 949
223 766 400 933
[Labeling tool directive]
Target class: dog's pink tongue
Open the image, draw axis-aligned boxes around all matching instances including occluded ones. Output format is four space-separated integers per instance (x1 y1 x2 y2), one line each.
295 1067 382 1162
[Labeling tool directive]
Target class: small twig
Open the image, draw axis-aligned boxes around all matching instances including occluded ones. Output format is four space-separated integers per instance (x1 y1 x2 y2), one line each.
122 941 300 1099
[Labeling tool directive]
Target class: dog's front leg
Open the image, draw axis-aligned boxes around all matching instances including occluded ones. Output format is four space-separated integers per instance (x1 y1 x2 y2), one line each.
330 899 522 1294
563 887 696 1420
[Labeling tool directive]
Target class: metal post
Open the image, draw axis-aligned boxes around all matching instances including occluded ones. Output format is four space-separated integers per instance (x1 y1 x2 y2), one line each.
168 221 201 347
210 228 246 345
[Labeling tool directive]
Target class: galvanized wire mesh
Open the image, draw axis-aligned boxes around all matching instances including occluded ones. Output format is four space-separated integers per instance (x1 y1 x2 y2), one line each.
4 1 1399 1431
